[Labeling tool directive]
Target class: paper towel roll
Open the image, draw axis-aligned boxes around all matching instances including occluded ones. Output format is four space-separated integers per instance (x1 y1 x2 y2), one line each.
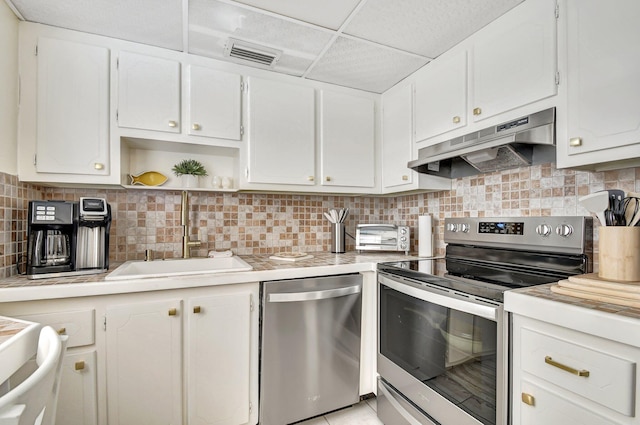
418 214 433 257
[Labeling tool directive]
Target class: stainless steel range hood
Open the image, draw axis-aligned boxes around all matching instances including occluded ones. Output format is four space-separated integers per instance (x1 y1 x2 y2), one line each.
408 108 556 178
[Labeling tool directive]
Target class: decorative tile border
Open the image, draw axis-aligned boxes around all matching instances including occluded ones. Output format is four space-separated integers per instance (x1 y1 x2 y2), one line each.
1 164 638 279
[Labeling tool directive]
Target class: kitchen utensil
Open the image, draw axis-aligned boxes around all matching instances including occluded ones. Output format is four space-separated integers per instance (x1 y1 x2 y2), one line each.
324 212 335 223
624 192 640 226
330 209 339 223
578 192 609 226
607 189 626 226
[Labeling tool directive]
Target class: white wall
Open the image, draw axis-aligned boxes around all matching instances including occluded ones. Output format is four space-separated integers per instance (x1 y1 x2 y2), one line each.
0 1 18 175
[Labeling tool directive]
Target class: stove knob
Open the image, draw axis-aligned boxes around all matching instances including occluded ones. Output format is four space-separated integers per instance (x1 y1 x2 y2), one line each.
446 223 457 232
556 224 574 237
536 224 552 236
400 227 407 234
459 223 470 233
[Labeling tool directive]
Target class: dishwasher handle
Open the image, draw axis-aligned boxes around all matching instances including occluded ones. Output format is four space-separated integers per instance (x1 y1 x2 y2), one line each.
267 284 361 303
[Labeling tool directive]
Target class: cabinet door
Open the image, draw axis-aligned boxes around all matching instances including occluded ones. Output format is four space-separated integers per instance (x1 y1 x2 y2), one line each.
414 50 467 142
247 77 315 185
188 65 242 140
382 83 413 188
56 351 98 425
117 51 181 133
36 37 109 175
320 91 375 188
187 292 252 425
470 0 557 122
106 299 183 425
563 0 640 158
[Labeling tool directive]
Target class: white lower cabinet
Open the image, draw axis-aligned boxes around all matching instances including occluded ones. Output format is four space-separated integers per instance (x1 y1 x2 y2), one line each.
57 350 99 425
105 298 184 425
105 284 258 425
511 314 640 425
186 293 252 425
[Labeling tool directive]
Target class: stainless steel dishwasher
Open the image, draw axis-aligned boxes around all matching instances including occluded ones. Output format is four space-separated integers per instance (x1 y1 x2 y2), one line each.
259 273 363 425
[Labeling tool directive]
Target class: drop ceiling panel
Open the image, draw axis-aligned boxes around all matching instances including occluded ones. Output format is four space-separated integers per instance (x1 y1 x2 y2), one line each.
306 37 429 93
344 0 524 57
9 0 183 51
231 0 362 30
188 0 333 75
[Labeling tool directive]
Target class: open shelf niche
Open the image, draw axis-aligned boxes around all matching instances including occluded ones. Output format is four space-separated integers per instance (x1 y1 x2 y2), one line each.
120 137 240 192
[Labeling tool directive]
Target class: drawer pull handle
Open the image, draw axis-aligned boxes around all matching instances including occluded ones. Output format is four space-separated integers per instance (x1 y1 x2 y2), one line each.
545 356 590 377
473 107 482 116
193 306 201 314
168 308 177 316
569 137 582 147
452 115 461 124
75 361 85 371
521 392 535 406
57 327 66 335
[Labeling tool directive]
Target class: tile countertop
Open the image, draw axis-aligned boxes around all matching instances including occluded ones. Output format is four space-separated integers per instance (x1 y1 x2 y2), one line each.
505 283 640 348
0 251 416 303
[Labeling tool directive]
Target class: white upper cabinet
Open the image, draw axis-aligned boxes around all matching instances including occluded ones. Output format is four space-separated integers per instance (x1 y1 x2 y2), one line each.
246 76 316 186
381 82 451 193
415 51 468 142
556 0 640 170
470 0 557 123
36 37 110 175
411 0 557 147
18 33 112 182
320 91 375 188
117 51 181 133
382 83 414 188
186 65 242 140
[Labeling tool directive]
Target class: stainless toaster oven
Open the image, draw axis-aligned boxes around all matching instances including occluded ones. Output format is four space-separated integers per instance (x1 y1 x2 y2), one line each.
355 224 410 255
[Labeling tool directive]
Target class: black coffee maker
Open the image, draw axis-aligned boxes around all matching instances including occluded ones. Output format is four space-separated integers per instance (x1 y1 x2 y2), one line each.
26 198 111 279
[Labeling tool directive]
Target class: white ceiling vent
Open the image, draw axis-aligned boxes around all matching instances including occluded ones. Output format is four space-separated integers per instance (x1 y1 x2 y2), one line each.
224 38 282 67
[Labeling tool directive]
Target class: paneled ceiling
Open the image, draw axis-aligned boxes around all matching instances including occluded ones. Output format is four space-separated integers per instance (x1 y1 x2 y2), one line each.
5 0 524 93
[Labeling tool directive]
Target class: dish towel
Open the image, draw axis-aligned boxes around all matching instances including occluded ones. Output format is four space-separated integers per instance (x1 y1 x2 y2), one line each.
208 250 234 258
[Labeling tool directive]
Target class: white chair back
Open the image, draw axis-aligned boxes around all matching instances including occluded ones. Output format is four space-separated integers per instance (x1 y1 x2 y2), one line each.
0 326 66 425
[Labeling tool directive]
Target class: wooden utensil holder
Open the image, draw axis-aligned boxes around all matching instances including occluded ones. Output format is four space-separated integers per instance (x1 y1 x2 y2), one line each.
598 227 640 282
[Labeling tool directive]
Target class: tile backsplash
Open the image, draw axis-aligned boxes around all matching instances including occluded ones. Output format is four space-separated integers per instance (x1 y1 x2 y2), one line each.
1 163 639 278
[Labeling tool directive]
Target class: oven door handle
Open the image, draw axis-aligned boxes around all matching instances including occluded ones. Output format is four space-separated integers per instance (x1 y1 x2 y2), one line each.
267 284 361 303
379 274 498 321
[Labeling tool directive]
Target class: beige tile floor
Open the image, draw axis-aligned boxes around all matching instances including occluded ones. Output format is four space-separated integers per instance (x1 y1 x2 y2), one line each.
296 398 383 425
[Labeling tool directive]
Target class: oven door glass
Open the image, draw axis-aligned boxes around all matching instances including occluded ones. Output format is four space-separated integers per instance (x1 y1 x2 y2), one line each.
380 283 498 425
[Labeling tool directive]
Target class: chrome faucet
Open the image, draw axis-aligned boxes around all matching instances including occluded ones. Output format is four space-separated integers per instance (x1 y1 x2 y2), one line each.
180 191 201 258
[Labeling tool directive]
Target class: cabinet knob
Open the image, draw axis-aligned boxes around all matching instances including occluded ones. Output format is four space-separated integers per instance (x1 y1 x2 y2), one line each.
452 116 461 124
192 123 201 131
193 306 201 314
325 176 332 182
402 175 409 181
75 361 85 371
168 308 178 316
57 327 66 335
168 120 178 128
307 176 314 182
521 393 535 406
94 163 104 170
473 107 482 116
569 137 582 147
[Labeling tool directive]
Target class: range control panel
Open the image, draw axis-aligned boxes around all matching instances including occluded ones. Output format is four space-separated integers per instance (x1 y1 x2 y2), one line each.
444 216 592 254
478 221 524 235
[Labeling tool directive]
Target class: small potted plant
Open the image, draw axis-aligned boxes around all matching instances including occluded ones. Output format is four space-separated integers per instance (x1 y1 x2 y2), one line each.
172 159 208 188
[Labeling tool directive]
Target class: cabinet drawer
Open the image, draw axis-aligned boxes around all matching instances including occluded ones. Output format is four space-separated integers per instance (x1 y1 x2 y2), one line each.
519 379 618 425
520 326 636 416
16 309 95 348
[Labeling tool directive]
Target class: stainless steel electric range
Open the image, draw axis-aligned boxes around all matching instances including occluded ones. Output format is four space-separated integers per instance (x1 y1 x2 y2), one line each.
376 216 593 425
